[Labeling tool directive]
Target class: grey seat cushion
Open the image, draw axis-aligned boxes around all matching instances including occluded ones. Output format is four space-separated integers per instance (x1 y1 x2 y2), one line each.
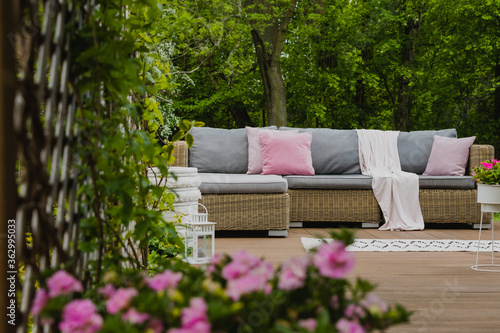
285 175 373 190
189 126 277 173
418 176 476 189
280 127 361 175
285 174 475 190
398 129 457 174
199 173 288 194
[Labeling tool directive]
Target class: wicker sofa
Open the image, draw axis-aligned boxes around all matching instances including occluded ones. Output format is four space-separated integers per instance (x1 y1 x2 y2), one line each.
171 127 495 237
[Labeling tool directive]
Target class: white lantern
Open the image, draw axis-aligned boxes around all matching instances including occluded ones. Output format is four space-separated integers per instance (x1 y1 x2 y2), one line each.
184 204 216 264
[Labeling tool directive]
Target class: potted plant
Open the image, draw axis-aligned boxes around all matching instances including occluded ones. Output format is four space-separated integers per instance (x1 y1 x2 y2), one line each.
472 159 500 205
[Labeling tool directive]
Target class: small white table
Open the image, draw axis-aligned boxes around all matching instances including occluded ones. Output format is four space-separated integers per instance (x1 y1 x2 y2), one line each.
471 202 500 272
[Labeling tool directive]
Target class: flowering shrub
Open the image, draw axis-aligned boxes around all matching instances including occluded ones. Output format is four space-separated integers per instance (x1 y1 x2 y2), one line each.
32 235 410 332
473 159 500 185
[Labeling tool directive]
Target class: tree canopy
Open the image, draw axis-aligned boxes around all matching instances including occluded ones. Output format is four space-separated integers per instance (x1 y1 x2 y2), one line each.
165 0 500 155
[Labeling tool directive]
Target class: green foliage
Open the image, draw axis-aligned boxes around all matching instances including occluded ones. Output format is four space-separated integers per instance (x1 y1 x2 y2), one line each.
68 0 206 285
167 0 500 158
472 159 500 185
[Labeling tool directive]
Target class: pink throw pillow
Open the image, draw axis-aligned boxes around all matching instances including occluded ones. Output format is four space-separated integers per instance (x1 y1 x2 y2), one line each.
423 135 476 176
260 131 315 176
246 127 298 174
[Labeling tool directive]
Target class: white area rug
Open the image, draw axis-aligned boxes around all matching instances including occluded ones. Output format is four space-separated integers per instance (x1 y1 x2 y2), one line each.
301 238 500 252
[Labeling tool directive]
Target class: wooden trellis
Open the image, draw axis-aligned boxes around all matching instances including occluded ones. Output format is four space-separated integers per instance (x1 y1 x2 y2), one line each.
13 1 90 332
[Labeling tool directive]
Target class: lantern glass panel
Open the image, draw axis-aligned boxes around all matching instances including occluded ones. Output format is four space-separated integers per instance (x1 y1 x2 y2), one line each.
184 221 215 264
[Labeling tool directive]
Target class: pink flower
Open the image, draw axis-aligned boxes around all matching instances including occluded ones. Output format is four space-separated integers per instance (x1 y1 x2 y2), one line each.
31 289 49 317
298 318 317 332
278 256 310 290
222 250 261 280
59 299 103 333
181 298 209 328
146 269 182 292
481 162 493 169
222 261 250 280
223 251 274 300
168 298 211 333
106 287 138 314
47 270 83 298
226 274 269 301
361 293 388 314
206 253 222 274
122 307 150 324
313 241 355 279
146 318 164 333
336 318 366 333
344 304 364 318
98 284 116 298
331 295 340 309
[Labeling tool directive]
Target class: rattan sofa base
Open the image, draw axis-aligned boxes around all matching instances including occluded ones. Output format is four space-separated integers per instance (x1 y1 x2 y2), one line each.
288 189 381 223
419 189 489 224
199 193 290 234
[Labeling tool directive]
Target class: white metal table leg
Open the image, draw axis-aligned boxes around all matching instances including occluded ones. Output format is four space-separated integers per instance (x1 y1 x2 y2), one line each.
472 204 500 272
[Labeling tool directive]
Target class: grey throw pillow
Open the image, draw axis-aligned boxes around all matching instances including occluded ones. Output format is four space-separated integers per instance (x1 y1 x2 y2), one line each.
397 129 457 174
281 127 361 174
189 126 277 173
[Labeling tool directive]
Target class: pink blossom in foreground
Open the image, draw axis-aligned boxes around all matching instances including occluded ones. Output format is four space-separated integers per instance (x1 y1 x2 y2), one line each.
222 250 261 280
47 270 83 298
481 162 493 169
31 289 49 316
331 294 340 309
145 269 183 292
122 307 150 324
361 293 388 314
206 253 222 274
146 318 164 333
278 256 311 290
298 318 317 332
336 318 366 333
98 284 116 298
222 250 274 300
168 298 211 333
226 273 271 301
344 304 364 318
313 241 355 279
105 287 138 314
59 299 103 333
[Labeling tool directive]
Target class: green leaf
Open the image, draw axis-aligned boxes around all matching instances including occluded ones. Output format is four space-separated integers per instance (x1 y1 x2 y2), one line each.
185 133 194 148
171 131 184 142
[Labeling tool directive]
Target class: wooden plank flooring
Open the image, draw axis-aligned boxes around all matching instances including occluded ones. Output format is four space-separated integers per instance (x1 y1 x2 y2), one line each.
215 222 500 333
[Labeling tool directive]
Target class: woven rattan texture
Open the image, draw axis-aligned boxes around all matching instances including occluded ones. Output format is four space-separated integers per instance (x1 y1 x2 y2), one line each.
288 189 381 223
468 144 495 175
172 141 188 167
419 189 487 223
199 193 289 230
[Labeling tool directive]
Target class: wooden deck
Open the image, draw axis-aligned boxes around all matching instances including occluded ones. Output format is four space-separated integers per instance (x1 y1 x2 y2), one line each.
215 222 500 333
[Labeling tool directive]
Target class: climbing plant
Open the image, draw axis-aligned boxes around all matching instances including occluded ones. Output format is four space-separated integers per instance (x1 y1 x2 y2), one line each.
14 1 202 331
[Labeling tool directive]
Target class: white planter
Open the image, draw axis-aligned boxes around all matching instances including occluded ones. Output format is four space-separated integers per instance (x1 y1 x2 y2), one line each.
477 184 500 213
477 184 500 204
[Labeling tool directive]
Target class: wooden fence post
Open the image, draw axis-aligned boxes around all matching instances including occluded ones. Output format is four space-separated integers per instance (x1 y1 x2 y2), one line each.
1 0 20 332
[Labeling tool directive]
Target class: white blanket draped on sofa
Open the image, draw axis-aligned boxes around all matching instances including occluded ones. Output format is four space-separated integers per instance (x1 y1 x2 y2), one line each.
356 129 424 231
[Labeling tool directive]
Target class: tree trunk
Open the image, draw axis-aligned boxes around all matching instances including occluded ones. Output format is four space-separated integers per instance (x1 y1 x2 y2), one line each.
229 100 255 127
394 6 420 131
394 76 411 131
248 0 297 127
